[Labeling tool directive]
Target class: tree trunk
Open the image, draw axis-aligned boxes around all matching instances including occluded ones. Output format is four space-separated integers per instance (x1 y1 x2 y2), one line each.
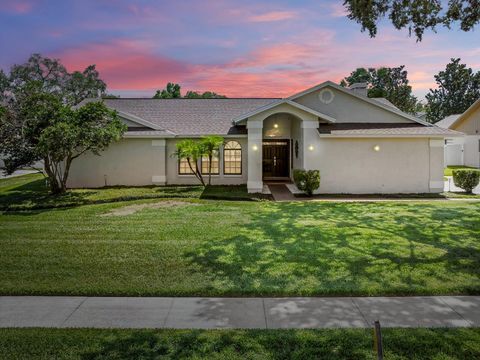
208 154 212 186
43 156 70 194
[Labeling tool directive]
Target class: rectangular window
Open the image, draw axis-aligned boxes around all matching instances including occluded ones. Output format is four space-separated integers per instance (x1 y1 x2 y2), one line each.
179 158 195 174
201 152 219 174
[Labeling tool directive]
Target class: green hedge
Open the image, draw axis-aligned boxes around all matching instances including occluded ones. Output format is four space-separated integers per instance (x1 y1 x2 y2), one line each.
293 169 320 196
452 169 480 194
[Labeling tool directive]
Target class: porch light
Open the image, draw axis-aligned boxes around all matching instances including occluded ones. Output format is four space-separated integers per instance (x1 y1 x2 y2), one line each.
252 144 258 151
373 145 380 152
273 123 279 128
308 145 314 151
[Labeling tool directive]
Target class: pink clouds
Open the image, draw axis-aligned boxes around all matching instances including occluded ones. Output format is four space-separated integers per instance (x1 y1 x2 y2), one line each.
55 40 193 90
247 10 298 22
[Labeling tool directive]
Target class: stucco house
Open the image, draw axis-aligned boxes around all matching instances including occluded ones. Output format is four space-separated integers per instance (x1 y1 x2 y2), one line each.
437 99 480 168
69 81 461 194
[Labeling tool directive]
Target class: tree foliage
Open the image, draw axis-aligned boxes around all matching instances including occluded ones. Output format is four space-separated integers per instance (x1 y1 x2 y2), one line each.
343 0 480 41
425 58 480 123
0 54 122 193
38 102 126 193
200 136 224 185
185 90 226 99
3 53 105 106
340 66 419 113
153 82 181 99
173 136 224 186
153 83 226 99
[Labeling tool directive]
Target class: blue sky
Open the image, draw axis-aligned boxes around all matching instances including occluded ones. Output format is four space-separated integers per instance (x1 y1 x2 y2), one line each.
1 0 479 99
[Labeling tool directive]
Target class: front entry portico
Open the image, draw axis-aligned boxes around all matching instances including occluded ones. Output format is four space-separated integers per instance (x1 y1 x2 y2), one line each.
242 101 328 193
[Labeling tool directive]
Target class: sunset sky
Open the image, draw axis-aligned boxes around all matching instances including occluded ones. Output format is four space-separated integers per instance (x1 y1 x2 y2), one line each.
1 0 479 99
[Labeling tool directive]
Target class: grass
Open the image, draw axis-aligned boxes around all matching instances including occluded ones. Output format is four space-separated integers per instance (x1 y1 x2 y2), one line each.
444 165 478 177
1 175 480 296
0 174 265 211
1 328 480 359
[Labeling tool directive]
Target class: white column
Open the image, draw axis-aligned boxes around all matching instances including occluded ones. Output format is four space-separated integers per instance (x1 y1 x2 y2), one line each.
151 139 167 185
301 120 320 170
247 120 263 193
429 139 444 193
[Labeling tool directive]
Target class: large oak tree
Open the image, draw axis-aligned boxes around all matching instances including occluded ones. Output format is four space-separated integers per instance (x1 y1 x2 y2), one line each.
426 58 480 123
344 0 480 41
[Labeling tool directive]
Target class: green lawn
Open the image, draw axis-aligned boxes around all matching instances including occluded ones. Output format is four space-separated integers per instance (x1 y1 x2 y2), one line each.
1 175 479 296
1 328 480 360
444 165 478 177
0 174 266 211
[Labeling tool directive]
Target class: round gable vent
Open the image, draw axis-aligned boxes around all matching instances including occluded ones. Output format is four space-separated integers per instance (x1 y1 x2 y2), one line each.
318 89 334 104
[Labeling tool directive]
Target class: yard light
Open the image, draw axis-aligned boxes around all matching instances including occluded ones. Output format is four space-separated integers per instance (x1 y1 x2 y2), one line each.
308 145 314 151
252 144 258 151
373 145 380 152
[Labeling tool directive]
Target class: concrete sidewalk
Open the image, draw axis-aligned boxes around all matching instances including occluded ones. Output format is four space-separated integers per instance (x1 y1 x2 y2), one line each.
1 296 479 329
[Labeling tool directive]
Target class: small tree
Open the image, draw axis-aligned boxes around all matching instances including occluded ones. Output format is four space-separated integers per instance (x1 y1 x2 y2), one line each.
452 169 480 194
37 102 126 193
293 169 320 196
173 139 205 186
200 136 224 185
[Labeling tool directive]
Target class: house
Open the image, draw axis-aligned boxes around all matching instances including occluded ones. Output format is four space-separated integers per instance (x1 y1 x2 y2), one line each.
436 99 480 168
68 81 461 194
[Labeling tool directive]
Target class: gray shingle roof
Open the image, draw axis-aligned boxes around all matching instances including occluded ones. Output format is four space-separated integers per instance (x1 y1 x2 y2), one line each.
435 114 461 129
102 98 278 136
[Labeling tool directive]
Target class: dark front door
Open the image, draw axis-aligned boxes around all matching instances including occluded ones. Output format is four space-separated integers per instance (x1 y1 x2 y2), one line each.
263 140 289 179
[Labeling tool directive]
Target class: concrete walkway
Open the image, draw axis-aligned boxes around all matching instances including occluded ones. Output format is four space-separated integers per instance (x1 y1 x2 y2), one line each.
267 184 296 201
1 296 479 329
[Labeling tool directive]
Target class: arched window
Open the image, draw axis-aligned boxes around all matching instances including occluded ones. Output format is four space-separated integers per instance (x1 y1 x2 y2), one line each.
223 141 242 175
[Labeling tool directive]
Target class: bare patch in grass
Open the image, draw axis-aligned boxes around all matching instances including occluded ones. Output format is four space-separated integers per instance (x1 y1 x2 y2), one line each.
101 201 199 216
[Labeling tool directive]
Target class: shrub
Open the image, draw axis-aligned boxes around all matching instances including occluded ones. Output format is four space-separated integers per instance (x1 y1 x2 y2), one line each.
452 169 480 194
293 169 320 196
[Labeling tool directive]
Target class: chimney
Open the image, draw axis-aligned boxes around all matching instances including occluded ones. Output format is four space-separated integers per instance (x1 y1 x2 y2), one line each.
349 82 368 96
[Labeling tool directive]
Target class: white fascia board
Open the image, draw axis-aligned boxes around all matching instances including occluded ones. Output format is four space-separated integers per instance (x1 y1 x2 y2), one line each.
232 99 336 124
287 81 433 127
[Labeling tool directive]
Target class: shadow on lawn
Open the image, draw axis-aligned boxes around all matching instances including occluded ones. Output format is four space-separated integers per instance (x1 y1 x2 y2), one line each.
0 176 202 212
186 202 480 296
79 329 373 360
78 328 480 360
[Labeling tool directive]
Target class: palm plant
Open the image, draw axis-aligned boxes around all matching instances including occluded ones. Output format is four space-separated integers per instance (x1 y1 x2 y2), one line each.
200 136 224 185
173 139 205 186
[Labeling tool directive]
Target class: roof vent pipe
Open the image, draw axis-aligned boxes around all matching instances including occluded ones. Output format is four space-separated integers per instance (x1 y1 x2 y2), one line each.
349 83 368 97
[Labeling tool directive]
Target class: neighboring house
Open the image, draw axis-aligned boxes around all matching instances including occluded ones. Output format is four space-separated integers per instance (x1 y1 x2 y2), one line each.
69 81 461 194
437 99 480 168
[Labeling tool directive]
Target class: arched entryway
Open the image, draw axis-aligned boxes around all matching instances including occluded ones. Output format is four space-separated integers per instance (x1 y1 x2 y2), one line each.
261 112 303 181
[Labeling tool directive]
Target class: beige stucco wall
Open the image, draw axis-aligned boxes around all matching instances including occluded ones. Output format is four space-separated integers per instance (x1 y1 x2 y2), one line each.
307 137 444 194
165 137 248 185
455 109 480 135
293 86 413 123
67 138 167 188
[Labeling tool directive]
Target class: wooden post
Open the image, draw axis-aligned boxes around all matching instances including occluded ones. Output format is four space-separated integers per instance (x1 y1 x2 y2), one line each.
373 320 384 360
